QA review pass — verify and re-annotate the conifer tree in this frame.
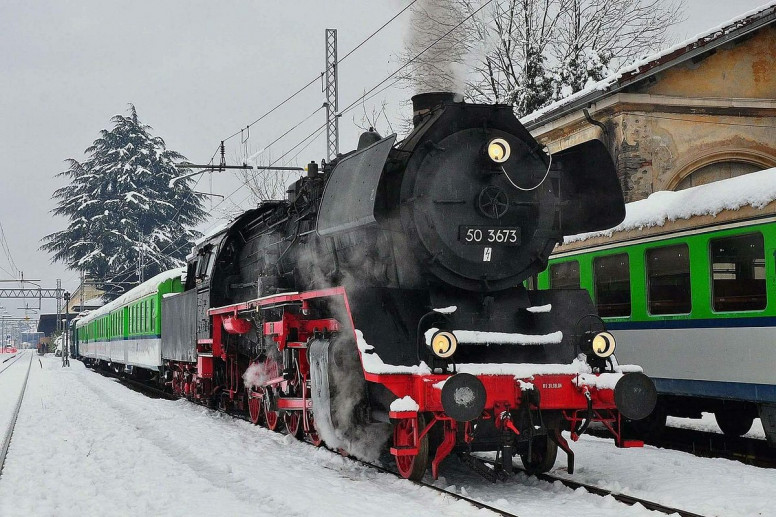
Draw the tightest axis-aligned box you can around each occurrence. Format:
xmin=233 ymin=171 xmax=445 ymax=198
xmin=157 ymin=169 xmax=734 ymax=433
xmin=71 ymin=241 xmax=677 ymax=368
xmin=42 ymin=105 xmax=206 ymax=299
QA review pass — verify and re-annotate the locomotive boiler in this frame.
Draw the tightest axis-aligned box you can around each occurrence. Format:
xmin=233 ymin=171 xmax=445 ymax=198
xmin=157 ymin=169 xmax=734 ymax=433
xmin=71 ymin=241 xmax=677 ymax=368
xmin=160 ymin=92 xmax=657 ymax=480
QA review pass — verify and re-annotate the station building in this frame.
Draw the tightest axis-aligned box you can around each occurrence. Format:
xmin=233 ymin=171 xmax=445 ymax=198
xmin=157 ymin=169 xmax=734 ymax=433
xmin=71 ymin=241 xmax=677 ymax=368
xmin=522 ymin=3 xmax=776 ymax=203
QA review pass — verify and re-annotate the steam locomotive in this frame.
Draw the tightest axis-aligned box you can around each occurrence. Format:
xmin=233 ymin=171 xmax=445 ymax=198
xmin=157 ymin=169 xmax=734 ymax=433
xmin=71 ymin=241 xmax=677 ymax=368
xmin=77 ymin=93 xmax=657 ymax=481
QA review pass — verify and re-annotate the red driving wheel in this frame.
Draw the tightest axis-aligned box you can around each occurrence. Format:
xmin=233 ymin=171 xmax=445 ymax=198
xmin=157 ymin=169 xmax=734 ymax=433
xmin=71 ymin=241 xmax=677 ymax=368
xmin=284 ymin=411 xmax=303 ymax=438
xmin=393 ymin=414 xmax=429 ymax=481
xmin=248 ymin=393 xmax=263 ymax=425
xmin=306 ymin=411 xmax=323 ymax=447
xmin=264 ymin=389 xmax=280 ymax=431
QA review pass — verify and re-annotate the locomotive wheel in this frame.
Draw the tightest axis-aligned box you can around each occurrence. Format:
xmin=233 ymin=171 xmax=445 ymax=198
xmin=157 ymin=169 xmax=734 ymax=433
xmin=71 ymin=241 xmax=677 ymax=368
xmin=217 ymin=393 xmax=231 ymax=412
xmin=171 ymin=374 xmax=182 ymax=396
xmin=263 ymin=390 xmax=280 ymax=431
xmin=393 ymin=414 xmax=429 ymax=481
xmin=306 ymin=410 xmax=323 ymax=447
xmin=715 ymin=408 xmax=755 ymax=437
xmin=520 ymin=434 xmax=558 ymax=475
xmin=284 ymin=411 xmax=304 ymax=438
xmin=248 ymin=395 xmax=263 ymax=425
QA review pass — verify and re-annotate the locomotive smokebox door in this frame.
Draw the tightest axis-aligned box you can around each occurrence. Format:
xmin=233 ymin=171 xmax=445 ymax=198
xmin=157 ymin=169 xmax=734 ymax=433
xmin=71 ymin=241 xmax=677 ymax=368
xmin=614 ymin=372 xmax=658 ymax=421
xmin=441 ymin=373 xmax=487 ymax=422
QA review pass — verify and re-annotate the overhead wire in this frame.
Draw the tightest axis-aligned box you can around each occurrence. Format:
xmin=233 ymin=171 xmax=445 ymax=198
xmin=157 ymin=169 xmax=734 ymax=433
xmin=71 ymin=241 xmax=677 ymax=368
xmin=89 ymin=0 xmax=475 ymax=289
xmin=169 ymin=0 xmax=492 ymax=256
xmin=221 ymin=0 xmax=420 ymax=145
xmin=99 ymin=113 xmax=330 ymax=289
xmin=338 ymin=0 xmax=495 ymax=116
xmin=0 ymin=220 xmax=19 ymax=278
xmin=244 ymin=105 xmax=325 ymax=165
xmin=289 ymin=125 xmax=328 ymax=163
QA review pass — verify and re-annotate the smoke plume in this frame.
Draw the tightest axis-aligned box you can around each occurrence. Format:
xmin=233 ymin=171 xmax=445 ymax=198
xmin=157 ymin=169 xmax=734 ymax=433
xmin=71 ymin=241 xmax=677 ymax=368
xmin=406 ymin=0 xmax=470 ymax=95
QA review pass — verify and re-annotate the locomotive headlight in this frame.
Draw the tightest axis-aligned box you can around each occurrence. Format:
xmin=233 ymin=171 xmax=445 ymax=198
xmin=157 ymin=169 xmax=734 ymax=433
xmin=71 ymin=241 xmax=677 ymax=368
xmin=591 ymin=331 xmax=616 ymax=358
xmin=430 ymin=331 xmax=458 ymax=359
xmin=487 ymin=138 xmax=511 ymax=163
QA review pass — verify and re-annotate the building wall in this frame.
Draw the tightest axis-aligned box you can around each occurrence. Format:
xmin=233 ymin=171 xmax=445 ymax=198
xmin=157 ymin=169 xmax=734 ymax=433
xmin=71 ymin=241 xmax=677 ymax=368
xmin=65 ymin=281 xmax=103 ymax=313
xmin=643 ymin=26 xmax=776 ymax=100
xmin=530 ymin=25 xmax=776 ymax=203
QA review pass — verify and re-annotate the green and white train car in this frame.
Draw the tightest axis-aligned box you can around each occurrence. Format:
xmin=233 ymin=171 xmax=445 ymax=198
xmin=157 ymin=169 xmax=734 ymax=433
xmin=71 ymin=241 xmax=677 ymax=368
xmin=538 ymin=168 xmax=776 ymax=443
xmin=77 ymin=268 xmax=185 ymax=370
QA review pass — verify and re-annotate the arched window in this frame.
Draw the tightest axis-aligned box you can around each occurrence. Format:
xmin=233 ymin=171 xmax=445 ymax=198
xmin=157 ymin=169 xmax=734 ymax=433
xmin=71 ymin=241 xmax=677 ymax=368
xmin=675 ymin=161 xmax=763 ymax=191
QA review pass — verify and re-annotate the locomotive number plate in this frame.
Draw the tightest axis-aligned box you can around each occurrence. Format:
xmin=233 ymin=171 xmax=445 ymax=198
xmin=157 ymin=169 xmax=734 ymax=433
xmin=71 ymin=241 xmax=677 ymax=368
xmin=459 ymin=226 xmax=520 ymax=246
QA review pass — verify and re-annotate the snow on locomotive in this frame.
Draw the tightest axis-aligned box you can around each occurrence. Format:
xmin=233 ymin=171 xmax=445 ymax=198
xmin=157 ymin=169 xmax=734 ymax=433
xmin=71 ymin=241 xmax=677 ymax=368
xmin=85 ymin=93 xmax=658 ymax=480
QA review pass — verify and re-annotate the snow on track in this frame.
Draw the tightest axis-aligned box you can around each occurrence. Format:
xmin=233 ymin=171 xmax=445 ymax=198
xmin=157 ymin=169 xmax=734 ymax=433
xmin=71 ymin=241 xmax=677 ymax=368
xmin=0 ymin=352 xmax=32 ymax=457
xmin=0 ymin=358 xmax=496 ymax=516
xmin=1 ymin=356 xmax=776 ymax=516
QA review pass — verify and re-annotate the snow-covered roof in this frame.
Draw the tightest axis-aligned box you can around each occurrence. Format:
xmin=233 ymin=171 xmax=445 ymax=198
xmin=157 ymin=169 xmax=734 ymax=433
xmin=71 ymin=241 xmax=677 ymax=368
xmin=83 ymin=296 xmax=105 ymax=307
xmin=77 ymin=268 xmax=185 ymax=326
xmin=564 ymin=167 xmax=776 ymax=245
xmin=522 ymin=2 xmax=776 ymax=128
xmin=192 ymin=221 xmax=229 ymax=248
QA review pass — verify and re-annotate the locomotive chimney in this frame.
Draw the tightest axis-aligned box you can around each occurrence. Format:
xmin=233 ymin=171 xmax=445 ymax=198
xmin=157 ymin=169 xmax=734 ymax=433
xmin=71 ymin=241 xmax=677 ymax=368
xmin=411 ymin=92 xmax=463 ymax=127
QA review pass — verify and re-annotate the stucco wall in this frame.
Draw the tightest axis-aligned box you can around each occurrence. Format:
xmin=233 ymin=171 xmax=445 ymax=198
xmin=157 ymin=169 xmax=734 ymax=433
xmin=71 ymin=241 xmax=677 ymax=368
xmin=611 ymin=110 xmax=776 ymax=200
xmin=643 ymin=26 xmax=776 ymax=100
xmin=531 ymin=25 xmax=776 ymax=203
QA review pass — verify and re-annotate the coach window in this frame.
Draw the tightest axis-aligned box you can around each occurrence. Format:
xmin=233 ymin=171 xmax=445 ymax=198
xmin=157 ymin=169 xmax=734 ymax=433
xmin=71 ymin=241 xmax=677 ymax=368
xmin=550 ymin=261 xmax=580 ymax=289
xmin=710 ymin=233 xmax=766 ymax=312
xmin=594 ymin=253 xmax=631 ymax=317
xmin=647 ymin=244 xmax=691 ymax=315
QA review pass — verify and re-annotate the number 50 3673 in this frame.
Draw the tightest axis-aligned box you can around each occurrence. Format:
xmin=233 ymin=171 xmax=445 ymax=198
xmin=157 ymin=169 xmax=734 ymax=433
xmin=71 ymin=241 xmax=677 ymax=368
xmin=459 ymin=226 xmax=520 ymax=246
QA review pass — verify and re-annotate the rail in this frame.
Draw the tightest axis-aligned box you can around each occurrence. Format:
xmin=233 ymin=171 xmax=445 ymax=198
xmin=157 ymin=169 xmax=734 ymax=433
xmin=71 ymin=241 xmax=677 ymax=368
xmin=492 ymin=460 xmax=708 ymax=517
xmin=0 ymin=352 xmax=33 ymax=476
xmin=86 ymin=365 xmax=713 ymax=517
xmin=0 ymin=353 xmax=25 ymax=376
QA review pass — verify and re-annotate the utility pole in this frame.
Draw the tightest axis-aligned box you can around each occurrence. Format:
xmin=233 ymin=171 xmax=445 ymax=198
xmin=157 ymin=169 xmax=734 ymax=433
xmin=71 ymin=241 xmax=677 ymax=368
xmin=325 ymin=28 xmax=339 ymax=162
xmin=62 ymin=291 xmax=70 ymax=367
xmin=56 ymin=278 xmax=62 ymax=333
xmin=80 ymin=270 xmax=85 ymax=312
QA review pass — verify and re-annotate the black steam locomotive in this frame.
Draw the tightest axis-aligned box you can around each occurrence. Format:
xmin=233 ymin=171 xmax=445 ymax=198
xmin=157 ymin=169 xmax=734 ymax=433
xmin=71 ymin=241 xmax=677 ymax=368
xmin=156 ymin=92 xmax=656 ymax=480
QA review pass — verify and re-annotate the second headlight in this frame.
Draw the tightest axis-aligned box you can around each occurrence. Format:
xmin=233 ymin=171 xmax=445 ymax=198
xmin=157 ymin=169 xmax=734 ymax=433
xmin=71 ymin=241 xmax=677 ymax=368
xmin=430 ymin=331 xmax=458 ymax=359
xmin=591 ymin=331 xmax=616 ymax=358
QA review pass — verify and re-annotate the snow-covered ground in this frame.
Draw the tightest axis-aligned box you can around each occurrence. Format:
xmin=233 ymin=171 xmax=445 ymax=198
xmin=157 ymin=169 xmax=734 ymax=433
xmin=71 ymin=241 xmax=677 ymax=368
xmin=1 ymin=356 xmax=775 ymax=516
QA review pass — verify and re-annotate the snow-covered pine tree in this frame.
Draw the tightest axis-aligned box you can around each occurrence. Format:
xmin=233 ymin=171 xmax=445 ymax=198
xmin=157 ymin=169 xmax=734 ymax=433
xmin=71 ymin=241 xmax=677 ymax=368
xmin=41 ymin=105 xmax=207 ymax=299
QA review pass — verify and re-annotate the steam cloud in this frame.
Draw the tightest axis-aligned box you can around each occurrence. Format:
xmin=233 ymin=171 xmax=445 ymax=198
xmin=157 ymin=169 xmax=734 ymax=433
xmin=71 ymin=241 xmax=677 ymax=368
xmin=406 ymin=0 xmax=469 ymax=95
xmin=312 ymin=335 xmax=391 ymax=463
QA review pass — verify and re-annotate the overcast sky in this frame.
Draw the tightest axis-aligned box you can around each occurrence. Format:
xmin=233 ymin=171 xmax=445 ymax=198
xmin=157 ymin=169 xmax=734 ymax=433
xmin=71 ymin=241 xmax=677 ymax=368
xmin=0 ymin=0 xmax=771 ymax=321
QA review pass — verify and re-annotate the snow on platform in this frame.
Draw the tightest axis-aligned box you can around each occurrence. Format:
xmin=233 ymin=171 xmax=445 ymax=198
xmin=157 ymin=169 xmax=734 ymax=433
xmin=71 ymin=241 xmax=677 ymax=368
xmin=1 ymin=356 xmax=775 ymax=516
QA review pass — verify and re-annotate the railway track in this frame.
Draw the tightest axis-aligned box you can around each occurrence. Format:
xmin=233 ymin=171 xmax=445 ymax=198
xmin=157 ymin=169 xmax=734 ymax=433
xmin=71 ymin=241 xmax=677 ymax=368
xmin=589 ymin=426 xmax=776 ymax=469
xmin=88 ymin=366 xmax=519 ymax=515
xmin=347 ymin=456 xmax=524 ymax=517
xmin=475 ymin=458 xmax=706 ymax=517
xmin=348 ymin=451 xmax=710 ymax=516
xmin=87 ymin=365 xmax=712 ymax=517
xmin=0 ymin=352 xmax=33 ymax=477
xmin=0 ymin=353 xmax=23 ymax=375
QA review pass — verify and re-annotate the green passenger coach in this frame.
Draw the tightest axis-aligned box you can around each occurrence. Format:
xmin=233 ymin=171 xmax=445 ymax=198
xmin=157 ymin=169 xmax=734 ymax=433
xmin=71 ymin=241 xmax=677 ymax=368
xmin=77 ymin=268 xmax=185 ymax=371
xmin=538 ymin=168 xmax=776 ymax=445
